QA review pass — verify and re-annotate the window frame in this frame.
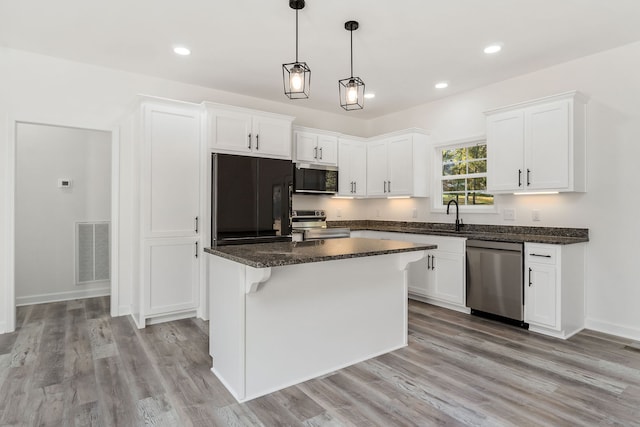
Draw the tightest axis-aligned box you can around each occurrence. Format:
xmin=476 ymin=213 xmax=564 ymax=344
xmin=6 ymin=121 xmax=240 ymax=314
xmin=431 ymin=136 xmax=498 ymax=214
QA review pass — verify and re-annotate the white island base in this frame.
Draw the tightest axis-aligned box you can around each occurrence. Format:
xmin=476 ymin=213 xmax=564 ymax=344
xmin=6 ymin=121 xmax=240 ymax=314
xmin=208 ymin=250 xmax=425 ymax=402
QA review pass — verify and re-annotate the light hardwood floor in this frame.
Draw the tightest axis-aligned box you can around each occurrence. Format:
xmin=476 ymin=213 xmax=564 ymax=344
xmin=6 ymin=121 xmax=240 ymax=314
xmin=1 ymin=297 xmax=639 ymax=426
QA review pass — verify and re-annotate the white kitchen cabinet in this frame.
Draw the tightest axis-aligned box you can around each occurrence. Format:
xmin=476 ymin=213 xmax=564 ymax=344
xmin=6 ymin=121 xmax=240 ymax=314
xmin=366 ymin=130 xmax=430 ymax=198
xmin=122 ymin=97 xmax=204 ymax=328
xmin=294 ymin=127 xmax=338 ymax=166
xmin=206 ymin=103 xmax=294 ymax=159
xmin=142 ymin=102 xmax=201 ymax=238
xmin=524 ymin=242 xmax=586 ymax=339
xmin=144 ymin=237 xmax=199 ymax=317
xmin=486 ymin=91 xmax=587 ymax=193
xmin=338 ymin=138 xmax=367 ymax=197
xmin=406 ymin=235 xmax=467 ymax=312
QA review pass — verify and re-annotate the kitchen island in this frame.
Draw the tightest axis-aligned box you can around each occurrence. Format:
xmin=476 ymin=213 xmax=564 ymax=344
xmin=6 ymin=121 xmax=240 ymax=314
xmin=205 ymin=237 xmax=435 ymax=402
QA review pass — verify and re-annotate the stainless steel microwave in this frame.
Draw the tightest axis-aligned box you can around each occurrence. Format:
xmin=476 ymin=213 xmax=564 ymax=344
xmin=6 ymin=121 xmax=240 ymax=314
xmin=293 ymin=164 xmax=338 ymax=194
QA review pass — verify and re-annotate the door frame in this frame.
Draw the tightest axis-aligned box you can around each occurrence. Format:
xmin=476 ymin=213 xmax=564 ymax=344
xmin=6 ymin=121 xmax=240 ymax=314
xmin=4 ymin=117 xmax=120 ymax=332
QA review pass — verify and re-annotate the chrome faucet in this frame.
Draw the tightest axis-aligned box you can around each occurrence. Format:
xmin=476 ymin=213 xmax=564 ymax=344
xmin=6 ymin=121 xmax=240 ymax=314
xmin=446 ymin=199 xmax=464 ymax=232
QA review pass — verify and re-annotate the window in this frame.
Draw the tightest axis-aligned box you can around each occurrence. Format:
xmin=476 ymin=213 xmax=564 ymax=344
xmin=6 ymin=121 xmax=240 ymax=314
xmin=437 ymin=140 xmax=493 ymax=208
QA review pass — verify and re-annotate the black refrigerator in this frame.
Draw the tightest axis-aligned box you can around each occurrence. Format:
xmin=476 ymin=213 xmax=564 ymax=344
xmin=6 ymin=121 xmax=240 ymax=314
xmin=212 ymin=153 xmax=293 ymax=246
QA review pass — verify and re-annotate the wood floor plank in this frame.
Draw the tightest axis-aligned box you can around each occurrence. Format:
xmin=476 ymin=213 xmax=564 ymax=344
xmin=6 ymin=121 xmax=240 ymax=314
xmin=1 ymin=297 xmax=640 ymax=426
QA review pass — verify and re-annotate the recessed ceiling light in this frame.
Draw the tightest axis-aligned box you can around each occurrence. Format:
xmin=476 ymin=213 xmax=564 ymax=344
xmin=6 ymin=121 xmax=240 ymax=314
xmin=173 ymin=46 xmax=191 ymax=56
xmin=434 ymin=82 xmax=449 ymax=89
xmin=484 ymin=44 xmax=502 ymax=54
xmin=364 ymin=93 xmax=376 ymax=99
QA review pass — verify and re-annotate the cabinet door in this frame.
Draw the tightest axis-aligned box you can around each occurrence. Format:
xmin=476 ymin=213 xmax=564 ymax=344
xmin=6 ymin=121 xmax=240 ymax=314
xmin=432 ymin=251 xmax=465 ymax=305
xmin=295 ymin=132 xmax=318 ymax=163
xmin=316 ymin=135 xmax=338 ymax=166
xmin=209 ymin=109 xmax=253 ymax=153
xmin=350 ymin=142 xmax=367 ymax=196
xmin=525 ymin=100 xmax=570 ymax=190
xmin=366 ymin=140 xmax=388 ymax=196
xmin=252 ymin=116 xmax=292 ymax=159
xmin=144 ymin=238 xmax=199 ymax=316
xmin=338 ymin=141 xmax=355 ymax=196
xmin=144 ymin=103 xmax=201 ymax=238
xmin=487 ymin=110 xmax=525 ymax=192
xmin=387 ymin=136 xmax=413 ymax=195
xmin=525 ymin=263 xmax=558 ymax=329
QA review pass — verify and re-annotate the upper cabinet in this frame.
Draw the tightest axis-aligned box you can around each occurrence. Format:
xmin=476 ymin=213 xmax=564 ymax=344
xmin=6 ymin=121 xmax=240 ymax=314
xmin=142 ymin=101 xmax=202 ymax=238
xmin=338 ymin=138 xmax=367 ymax=197
xmin=293 ymin=127 xmax=339 ymax=166
xmin=205 ymin=103 xmax=294 ymax=159
xmin=366 ymin=131 xmax=430 ymax=198
xmin=486 ymin=91 xmax=587 ymax=193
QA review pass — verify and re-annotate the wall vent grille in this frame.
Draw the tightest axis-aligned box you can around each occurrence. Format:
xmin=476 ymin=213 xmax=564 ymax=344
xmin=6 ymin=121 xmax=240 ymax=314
xmin=76 ymin=222 xmax=110 ymax=284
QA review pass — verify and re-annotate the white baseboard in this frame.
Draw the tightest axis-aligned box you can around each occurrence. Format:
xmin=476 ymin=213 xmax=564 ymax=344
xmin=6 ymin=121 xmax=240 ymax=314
xmin=408 ymin=293 xmax=471 ymax=314
xmin=585 ymin=317 xmax=640 ymax=342
xmin=16 ymin=286 xmax=111 ymax=306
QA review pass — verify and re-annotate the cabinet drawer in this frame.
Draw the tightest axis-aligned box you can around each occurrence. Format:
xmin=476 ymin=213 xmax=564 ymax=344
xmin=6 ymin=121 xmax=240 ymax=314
xmin=525 ymin=243 xmax=558 ymax=265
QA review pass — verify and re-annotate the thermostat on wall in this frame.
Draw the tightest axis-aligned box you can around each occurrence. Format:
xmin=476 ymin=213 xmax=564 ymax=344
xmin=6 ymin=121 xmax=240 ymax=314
xmin=58 ymin=178 xmax=73 ymax=188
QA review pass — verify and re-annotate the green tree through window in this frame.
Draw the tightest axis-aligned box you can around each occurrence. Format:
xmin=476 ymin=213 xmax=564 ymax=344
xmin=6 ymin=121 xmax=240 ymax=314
xmin=441 ymin=143 xmax=493 ymax=206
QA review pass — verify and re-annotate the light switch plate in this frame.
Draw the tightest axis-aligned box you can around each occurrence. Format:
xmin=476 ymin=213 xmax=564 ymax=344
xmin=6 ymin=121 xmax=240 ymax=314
xmin=503 ymin=208 xmax=516 ymax=221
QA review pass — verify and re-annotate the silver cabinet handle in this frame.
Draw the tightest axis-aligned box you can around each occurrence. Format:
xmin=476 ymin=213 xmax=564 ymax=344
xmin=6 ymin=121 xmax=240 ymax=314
xmin=247 ymin=133 xmax=252 ymax=149
xmin=256 ymin=134 xmax=260 ymax=150
xmin=195 ymin=241 xmax=199 ymax=258
xmin=319 ymin=147 xmax=323 ymax=159
xmin=195 ymin=216 xmax=199 ymax=233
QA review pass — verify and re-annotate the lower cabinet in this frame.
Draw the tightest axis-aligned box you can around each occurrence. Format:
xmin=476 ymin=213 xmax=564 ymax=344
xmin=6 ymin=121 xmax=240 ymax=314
xmin=406 ymin=236 xmax=467 ymax=312
xmin=524 ymin=242 xmax=585 ymax=339
xmin=142 ymin=237 xmax=200 ymax=322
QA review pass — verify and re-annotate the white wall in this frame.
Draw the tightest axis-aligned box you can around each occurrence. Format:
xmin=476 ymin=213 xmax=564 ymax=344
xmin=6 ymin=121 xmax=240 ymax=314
xmin=15 ymin=123 xmax=111 ymax=304
xmin=0 ymin=47 xmax=367 ymax=332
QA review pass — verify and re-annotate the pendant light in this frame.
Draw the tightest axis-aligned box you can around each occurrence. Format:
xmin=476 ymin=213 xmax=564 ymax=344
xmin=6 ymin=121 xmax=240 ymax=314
xmin=282 ymin=0 xmax=311 ymax=99
xmin=339 ymin=20 xmax=365 ymax=111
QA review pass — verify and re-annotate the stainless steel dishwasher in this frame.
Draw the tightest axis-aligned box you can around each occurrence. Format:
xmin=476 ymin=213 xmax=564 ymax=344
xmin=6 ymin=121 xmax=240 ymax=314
xmin=466 ymin=240 xmax=527 ymax=327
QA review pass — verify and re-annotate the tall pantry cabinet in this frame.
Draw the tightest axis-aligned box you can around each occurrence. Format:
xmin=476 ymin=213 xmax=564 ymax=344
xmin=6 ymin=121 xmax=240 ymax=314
xmin=120 ymin=97 xmax=204 ymax=328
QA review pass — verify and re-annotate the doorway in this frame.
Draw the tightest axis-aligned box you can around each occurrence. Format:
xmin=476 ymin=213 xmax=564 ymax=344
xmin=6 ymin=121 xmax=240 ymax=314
xmin=11 ymin=122 xmax=114 ymax=325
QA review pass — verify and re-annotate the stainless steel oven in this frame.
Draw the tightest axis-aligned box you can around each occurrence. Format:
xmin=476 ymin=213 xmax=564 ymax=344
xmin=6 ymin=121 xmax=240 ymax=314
xmin=291 ymin=210 xmax=350 ymax=240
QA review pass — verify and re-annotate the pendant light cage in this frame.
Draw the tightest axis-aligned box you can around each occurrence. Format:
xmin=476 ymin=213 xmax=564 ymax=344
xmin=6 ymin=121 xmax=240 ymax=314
xmin=339 ymin=76 xmax=365 ymax=110
xmin=339 ymin=20 xmax=365 ymax=111
xmin=283 ymin=61 xmax=311 ymax=99
xmin=283 ymin=0 xmax=310 ymax=99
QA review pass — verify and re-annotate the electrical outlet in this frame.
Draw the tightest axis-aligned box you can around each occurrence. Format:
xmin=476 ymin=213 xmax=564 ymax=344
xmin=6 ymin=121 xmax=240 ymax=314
xmin=503 ymin=208 xmax=516 ymax=221
xmin=412 ymin=209 xmax=418 ymax=218
xmin=532 ymin=209 xmax=541 ymax=221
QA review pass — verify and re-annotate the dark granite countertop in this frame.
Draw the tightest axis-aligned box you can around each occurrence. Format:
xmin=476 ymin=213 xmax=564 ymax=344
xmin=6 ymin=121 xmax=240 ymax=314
xmin=205 ymin=237 xmax=436 ymax=268
xmin=328 ymin=220 xmax=589 ymax=245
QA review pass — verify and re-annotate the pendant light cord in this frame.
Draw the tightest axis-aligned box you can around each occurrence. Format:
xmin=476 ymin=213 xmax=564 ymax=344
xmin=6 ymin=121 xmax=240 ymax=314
xmin=295 ymin=9 xmax=299 ymax=63
xmin=350 ymin=29 xmax=354 ymax=78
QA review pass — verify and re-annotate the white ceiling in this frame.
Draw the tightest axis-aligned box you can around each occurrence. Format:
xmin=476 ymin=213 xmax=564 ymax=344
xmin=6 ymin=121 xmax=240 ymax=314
xmin=2 ymin=0 xmax=640 ymax=119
